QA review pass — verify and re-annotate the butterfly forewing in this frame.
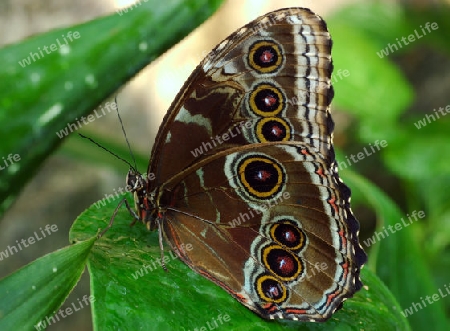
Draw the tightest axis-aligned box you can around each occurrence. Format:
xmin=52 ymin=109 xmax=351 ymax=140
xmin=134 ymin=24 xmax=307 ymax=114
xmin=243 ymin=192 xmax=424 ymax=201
xmin=136 ymin=7 xmax=366 ymax=321
xmin=148 ymin=8 xmax=334 ymax=185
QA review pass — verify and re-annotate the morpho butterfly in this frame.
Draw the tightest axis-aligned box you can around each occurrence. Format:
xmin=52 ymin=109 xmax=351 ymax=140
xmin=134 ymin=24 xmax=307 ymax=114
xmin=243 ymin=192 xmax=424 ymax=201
xmin=119 ymin=7 xmax=366 ymax=322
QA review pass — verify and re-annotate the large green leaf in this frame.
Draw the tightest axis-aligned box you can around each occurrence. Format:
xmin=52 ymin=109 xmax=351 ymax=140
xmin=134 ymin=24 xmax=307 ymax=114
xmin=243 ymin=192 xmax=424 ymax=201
xmin=69 ymin=193 xmax=408 ymax=330
xmin=329 ymin=23 xmax=414 ymax=124
xmin=340 ymin=169 xmax=449 ymax=330
xmin=0 ymin=0 xmax=224 ymax=216
xmin=0 ymin=236 xmax=96 ymax=330
xmin=382 ymin=118 xmax=450 ymax=181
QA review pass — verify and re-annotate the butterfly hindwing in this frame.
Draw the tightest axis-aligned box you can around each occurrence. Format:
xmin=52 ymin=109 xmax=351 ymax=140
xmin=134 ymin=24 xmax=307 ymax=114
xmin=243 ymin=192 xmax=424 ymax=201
xmin=160 ymin=143 xmax=362 ymax=320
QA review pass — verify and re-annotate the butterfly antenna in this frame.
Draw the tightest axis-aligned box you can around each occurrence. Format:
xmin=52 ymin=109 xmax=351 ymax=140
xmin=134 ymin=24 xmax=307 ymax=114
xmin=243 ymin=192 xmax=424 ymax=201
xmin=78 ymin=133 xmax=136 ymax=171
xmin=114 ymin=96 xmax=139 ymax=172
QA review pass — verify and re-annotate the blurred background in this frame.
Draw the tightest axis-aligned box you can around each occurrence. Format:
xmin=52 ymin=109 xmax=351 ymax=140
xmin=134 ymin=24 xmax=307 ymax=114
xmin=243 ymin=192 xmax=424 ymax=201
xmin=0 ymin=0 xmax=449 ymax=330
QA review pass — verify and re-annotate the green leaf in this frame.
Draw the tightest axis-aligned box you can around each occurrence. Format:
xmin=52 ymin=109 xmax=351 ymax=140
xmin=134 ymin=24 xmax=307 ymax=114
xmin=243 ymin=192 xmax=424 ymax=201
xmin=382 ymin=119 xmax=450 ymax=181
xmin=326 ymin=4 xmax=415 ymax=142
xmin=69 ymin=195 xmax=409 ymax=330
xmin=340 ymin=169 xmax=449 ymax=330
xmin=327 ymin=3 xmax=412 ymax=51
xmin=328 ymin=3 xmax=450 ymax=61
xmin=0 ymin=236 xmax=96 ymax=330
xmin=329 ymin=24 xmax=414 ymax=123
xmin=0 ymin=0 xmax=224 ymax=216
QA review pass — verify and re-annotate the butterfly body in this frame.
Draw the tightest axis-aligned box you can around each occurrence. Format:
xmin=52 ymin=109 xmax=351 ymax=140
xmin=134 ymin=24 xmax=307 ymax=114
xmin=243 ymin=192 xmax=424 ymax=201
xmin=127 ymin=7 xmax=366 ymax=321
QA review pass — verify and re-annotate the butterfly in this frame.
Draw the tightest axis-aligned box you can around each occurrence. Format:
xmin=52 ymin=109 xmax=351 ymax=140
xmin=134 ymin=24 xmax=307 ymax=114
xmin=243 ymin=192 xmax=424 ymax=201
xmin=124 ymin=7 xmax=366 ymax=322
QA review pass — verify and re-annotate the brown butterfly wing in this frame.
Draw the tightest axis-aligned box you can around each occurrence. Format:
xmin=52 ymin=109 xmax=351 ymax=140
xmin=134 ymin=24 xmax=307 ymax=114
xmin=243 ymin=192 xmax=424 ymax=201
xmin=144 ymin=8 xmax=366 ymax=321
xmin=160 ymin=142 xmax=364 ymax=320
xmin=147 ymin=7 xmax=334 ymax=185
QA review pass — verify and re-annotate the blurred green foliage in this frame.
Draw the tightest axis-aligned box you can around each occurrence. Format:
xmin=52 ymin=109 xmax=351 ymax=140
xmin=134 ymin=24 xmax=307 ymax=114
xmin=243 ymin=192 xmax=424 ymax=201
xmin=328 ymin=3 xmax=450 ymax=330
xmin=0 ymin=1 xmax=449 ymax=330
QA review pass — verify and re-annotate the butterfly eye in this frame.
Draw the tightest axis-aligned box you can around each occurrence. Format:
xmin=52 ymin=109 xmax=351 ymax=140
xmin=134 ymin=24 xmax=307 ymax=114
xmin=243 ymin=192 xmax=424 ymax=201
xmin=270 ymin=221 xmax=306 ymax=251
xmin=263 ymin=94 xmax=277 ymax=107
xmin=238 ymin=155 xmax=284 ymax=199
xmin=259 ymin=49 xmax=275 ymax=63
xmin=248 ymin=40 xmax=283 ymax=73
xmin=256 ymin=275 xmax=287 ymax=303
xmin=270 ymin=124 xmax=282 ymax=135
xmin=249 ymin=83 xmax=285 ymax=116
xmin=255 ymin=170 xmax=271 ymax=181
xmin=256 ymin=117 xmax=291 ymax=142
xmin=262 ymin=245 xmax=303 ymax=281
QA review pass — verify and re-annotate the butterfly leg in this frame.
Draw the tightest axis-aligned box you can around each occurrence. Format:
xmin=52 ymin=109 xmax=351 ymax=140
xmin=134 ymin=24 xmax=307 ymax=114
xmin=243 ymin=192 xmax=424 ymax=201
xmin=98 ymin=197 xmax=139 ymax=238
xmin=156 ymin=216 xmax=168 ymax=272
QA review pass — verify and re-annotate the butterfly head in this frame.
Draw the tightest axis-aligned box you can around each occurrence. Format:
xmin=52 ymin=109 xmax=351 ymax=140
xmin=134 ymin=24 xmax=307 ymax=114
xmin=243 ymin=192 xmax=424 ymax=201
xmin=125 ymin=169 xmax=153 ymax=225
